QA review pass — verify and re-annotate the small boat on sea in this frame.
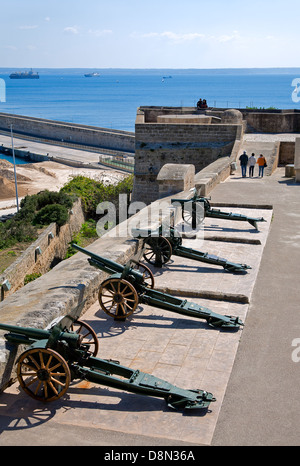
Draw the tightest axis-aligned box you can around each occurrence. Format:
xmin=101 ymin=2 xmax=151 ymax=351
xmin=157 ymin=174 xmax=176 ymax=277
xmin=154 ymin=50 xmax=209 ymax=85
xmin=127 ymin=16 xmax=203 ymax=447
xmin=84 ymin=72 xmax=100 ymax=77
xmin=9 ymin=69 xmax=39 ymax=79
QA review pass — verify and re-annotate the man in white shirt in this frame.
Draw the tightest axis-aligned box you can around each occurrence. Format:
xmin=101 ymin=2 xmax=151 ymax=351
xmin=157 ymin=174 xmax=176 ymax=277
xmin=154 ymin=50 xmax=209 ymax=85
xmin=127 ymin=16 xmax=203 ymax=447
xmin=248 ymin=153 xmax=256 ymax=177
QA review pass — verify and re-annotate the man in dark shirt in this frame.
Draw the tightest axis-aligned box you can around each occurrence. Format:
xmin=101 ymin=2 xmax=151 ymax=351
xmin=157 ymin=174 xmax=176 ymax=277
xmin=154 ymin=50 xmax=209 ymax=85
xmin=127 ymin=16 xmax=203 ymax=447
xmin=239 ymin=151 xmax=248 ymax=177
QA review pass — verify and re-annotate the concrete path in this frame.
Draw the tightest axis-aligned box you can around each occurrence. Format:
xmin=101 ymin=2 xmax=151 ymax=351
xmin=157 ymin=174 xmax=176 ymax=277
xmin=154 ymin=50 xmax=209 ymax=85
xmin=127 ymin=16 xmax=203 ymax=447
xmin=210 ymin=166 xmax=300 ymax=446
xmin=0 ymin=133 xmax=110 ymax=166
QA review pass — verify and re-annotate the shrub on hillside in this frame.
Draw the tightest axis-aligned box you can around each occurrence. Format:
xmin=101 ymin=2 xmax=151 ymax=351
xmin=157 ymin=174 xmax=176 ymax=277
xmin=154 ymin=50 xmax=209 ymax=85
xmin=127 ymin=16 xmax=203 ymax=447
xmin=61 ymin=175 xmax=133 ymax=217
xmin=33 ymin=204 xmax=69 ymax=227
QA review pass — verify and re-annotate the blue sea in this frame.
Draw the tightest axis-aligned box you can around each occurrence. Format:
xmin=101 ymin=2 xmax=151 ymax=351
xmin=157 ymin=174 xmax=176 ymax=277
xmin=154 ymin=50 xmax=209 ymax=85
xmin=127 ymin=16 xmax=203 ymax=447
xmin=0 ymin=68 xmax=300 ymax=133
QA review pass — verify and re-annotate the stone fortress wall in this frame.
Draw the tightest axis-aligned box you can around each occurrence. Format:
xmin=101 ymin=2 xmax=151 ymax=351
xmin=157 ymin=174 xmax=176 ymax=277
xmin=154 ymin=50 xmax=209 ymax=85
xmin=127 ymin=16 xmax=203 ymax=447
xmin=132 ymin=107 xmax=300 ymax=204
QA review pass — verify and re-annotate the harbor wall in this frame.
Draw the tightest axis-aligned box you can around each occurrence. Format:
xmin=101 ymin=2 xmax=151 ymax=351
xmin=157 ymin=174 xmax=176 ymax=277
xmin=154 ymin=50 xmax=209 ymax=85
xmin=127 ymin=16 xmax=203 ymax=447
xmin=0 ymin=112 xmax=135 ymax=153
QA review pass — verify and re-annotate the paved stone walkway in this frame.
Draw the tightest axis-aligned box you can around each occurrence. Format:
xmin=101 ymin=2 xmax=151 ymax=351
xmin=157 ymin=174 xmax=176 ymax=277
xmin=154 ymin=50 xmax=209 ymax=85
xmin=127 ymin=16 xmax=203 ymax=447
xmin=210 ymin=168 xmax=300 ymax=446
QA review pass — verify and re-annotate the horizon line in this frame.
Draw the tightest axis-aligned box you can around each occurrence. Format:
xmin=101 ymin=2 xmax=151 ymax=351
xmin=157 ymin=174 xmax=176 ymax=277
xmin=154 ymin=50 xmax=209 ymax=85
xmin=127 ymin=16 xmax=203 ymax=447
xmin=1 ymin=66 xmax=300 ymax=70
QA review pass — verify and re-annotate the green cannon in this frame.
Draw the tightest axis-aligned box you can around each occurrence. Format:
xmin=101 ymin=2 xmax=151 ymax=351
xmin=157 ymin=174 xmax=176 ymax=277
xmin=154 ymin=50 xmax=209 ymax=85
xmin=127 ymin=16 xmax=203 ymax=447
xmin=0 ymin=318 xmax=215 ymax=410
xmin=171 ymin=189 xmax=266 ymax=230
xmin=72 ymin=244 xmax=243 ymax=329
xmin=133 ymin=225 xmax=251 ymax=273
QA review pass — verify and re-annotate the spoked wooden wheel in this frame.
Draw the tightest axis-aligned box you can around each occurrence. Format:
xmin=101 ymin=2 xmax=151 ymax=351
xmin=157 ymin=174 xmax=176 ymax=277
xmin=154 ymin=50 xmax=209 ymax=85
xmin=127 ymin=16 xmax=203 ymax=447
xmin=17 ymin=348 xmax=71 ymax=402
xmin=182 ymin=203 xmax=205 ymax=226
xmin=131 ymin=260 xmax=155 ymax=288
xmin=98 ymin=278 xmax=139 ymax=320
xmin=143 ymin=237 xmax=172 ymax=266
xmin=70 ymin=320 xmax=99 ymax=357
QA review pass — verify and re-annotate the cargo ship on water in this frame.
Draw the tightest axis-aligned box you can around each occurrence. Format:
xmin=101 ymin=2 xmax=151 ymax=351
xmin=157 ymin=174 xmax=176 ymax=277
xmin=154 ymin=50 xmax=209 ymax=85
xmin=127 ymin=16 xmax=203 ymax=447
xmin=84 ymin=72 xmax=100 ymax=77
xmin=9 ymin=69 xmax=39 ymax=79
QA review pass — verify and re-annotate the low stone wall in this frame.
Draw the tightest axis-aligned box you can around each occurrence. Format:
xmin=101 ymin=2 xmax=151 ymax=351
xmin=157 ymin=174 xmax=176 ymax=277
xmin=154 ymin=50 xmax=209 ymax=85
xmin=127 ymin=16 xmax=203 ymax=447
xmin=241 ymin=109 xmax=300 ymax=133
xmin=194 ymin=157 xmax=232 ymax=196
xmin=0 ymin=198 xmax=85 ymax=301
xmin=194 ymin=132 xmax=243 ymax=196
xmin=279 ymin=141 xmax=296 ymax=165
xmin=157 ymin=164 xmax=195 ymax=198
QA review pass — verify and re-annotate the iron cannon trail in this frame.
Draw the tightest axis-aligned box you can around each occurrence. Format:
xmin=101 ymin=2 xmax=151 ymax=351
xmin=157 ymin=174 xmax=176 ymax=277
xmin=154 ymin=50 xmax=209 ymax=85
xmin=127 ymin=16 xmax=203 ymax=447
xmin=171 ymin=189 xmax=266 ymax=230
xmin=72 ymin=244 xmax=244 ymax=329
xmin=133 ymin=225 xmax=251 ymax=273
xmin=0 ymin=319 xmax=216 ymax=410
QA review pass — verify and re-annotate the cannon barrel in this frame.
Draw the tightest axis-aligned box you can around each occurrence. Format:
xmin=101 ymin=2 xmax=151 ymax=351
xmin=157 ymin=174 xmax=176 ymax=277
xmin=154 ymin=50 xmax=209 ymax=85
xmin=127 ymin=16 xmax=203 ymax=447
xmin=72 ymin=244 xmax=145 ymax=283
xmin=72 ymin=243 xmax=125 ymax=275
xmin=0 ymin=323 xmax=51 ymax=340
xmin=0 ymin=322 xmax=80 ymax=348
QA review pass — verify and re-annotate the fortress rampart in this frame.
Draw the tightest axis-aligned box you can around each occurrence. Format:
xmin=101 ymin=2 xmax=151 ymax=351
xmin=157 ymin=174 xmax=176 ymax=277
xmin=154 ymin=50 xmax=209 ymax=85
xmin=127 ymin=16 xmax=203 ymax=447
xmin=132 ymin=106 xmax=300 ymax=204
xmin=132 ymin=106 xmax=245 ymax=204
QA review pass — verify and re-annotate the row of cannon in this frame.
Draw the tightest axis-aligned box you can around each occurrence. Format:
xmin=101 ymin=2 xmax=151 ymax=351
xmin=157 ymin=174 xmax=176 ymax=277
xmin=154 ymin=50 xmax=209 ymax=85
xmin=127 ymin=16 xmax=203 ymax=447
xmin=0 ymin=195 xmax=266 ymax=412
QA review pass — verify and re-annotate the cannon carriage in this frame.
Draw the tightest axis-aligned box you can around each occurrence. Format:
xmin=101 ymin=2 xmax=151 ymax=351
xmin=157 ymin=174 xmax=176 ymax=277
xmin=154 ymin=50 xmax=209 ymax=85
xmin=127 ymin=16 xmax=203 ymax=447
xmin=133 ymin=225 xmax=251 ymax=273
xmin=72 ymin=244 xmax=243 ymax=329
xmin=171 ymin=188 xmax=266 ymax=230
xmin=0 ymin=317 xmax=216 ymax=410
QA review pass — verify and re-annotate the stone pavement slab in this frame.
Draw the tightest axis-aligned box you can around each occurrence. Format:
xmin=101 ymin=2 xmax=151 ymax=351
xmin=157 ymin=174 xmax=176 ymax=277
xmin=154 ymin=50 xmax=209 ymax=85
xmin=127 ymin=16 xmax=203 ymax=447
xmin=0 ymin=298 xmax=246 ymax=446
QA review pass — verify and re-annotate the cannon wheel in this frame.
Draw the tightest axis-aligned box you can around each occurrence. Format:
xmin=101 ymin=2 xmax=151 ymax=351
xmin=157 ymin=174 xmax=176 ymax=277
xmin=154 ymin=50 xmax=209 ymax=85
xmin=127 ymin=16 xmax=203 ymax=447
xmin=71 ymin=320 xmax=99 ymax=356
xmin=143 ymin=237 xmax=172 ymax=266
xmin=131 ymin=260 xmax=155 ymax=288
xmin=182 ymin=203 xmax=205 ymax=226
xmin=17 ymin=347 xmax=71 ymax=402
xmin=98 ymin=278 xmax=139 ymax=320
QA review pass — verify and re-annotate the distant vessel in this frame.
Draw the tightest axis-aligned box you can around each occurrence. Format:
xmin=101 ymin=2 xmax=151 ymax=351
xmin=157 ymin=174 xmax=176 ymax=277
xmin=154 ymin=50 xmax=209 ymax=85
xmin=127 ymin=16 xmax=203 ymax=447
xmin=9 ymin=69 xmax=39 ymax=79
xmin=84 ymin=72 xmax=100 ymax=77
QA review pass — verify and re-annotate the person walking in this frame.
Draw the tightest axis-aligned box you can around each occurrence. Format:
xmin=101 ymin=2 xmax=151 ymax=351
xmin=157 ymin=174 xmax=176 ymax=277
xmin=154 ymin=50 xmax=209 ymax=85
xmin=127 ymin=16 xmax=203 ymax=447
xmin=257 ymin=154 xmax=267 ymax=177
xmin=248 ymin=153 xmax=256 ymax=177
xmin=239 ymin=151 xmax=248 ymax=177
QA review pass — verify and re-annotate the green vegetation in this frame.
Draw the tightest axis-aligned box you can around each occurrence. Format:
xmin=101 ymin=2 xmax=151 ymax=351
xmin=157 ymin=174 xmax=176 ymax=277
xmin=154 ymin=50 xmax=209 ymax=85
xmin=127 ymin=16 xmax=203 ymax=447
xmin=24 ymin=272 xmax=42 ymax=285
xmin=61 ymin=175 xmax=134 ymax=259
xmin=61 ymin=174 xmax=133 ymax=218
xmin=0 ymin=175 xmax=134 ymax=274
xmin=65 ymin=219 xmax=98 ymax=259
xmin=246 ymin=106 xmax=279 ymax=110
xmin=0 ymin=190 xmax=74 ymax=250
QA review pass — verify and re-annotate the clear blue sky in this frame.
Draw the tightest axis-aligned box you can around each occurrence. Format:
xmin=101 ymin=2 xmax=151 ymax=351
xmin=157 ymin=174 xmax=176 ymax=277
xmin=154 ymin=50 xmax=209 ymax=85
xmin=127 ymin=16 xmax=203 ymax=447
xmin=1 ymin=0 xmax=299 ymax=69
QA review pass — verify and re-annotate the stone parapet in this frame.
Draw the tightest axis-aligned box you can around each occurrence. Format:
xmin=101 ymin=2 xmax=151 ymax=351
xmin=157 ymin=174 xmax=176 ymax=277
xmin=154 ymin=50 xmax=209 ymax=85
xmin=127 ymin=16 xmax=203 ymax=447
xmin=294 ymin=138 xmax=300 ymax=182
xmin=157 ymin=164 xmax=195 ymax=198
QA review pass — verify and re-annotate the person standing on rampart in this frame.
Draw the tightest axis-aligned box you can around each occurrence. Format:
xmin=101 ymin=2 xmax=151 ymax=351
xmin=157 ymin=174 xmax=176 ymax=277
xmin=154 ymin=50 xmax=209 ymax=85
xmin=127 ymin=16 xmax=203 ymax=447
xmin=248 ymin=153 xmax=256 ymax=177
xmin=257 ymin=154 xmax=267 ymax=177
xmin=239 ymin=151 xmax=248 ymax=177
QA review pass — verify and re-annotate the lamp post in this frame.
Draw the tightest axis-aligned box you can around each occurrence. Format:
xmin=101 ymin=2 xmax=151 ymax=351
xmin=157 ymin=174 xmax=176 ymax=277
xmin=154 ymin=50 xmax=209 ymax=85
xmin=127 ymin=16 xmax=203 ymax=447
xmin=10 ymin=124 xmax=19 ymax=212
